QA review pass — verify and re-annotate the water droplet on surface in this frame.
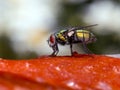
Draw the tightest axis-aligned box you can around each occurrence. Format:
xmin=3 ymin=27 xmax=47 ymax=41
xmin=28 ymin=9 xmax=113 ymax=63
xmin=55 ymin=67 xmax=61 ymax=71
xmin=96 ymin=81 xmax=112 ymax=90
xmin=25 ymin=62 xmax=30 ymax=68
xmin=65 ymin=80 xmax=81 ymax=89
xmin=113 ymin=66 xmax=120 ymax=74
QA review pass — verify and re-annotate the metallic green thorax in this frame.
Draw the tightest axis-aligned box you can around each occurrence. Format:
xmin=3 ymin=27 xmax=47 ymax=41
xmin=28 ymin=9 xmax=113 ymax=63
xmin=55 ymin=30 xmax=67 ymax=43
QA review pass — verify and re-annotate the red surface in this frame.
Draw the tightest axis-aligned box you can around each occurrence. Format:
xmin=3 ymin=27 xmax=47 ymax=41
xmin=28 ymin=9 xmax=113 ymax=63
xmin=0 ymin=54 xmax=120 ymax=90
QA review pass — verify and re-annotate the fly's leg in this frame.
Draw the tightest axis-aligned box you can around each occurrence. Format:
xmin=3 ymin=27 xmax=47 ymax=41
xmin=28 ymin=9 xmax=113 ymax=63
xmin=82 ymin=30 xmax=92 ymax=54
xmin=55 ymin=44 xmax=59 ymax=55
xmin=70 ymin=43 xmax=73 ymax=56
xmin=68 ymin=35 xmax=73 ymax=56
xmin=51 ymin=50 xmax=56 ymax=56
xmin=82 ymin=42 xmax=93 ymax=54
xmin=51 ymin=44 xmax=59 ymax=56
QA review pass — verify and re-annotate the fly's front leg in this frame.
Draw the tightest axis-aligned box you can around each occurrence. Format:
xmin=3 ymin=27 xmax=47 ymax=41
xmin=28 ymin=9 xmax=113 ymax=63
xmin=54 ymin=44 xmax=59 ymax=56
xmin=51 ymin=44 xmax=59 ymax=56
xmin=51 ymin=49 xmax=56 ymax=56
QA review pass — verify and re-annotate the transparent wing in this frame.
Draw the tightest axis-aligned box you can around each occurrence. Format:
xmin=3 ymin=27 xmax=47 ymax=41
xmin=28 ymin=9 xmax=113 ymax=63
xmin=68 ymin=24 xmax=98 ymax=31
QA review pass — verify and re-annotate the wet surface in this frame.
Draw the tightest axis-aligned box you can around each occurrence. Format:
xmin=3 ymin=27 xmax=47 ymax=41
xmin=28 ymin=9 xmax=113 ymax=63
xmin=0 ymin=54 xmax=120 ymax=89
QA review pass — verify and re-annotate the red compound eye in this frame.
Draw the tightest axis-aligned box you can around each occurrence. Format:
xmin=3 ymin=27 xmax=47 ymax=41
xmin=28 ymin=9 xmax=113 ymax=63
xmin=50 ymin=35 xmax=55 ymax=44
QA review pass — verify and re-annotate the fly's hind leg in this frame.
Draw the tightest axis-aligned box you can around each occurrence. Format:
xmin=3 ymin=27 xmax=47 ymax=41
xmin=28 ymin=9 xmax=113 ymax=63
xmin=82 ymin=31 xmax=93 ymax=54
xmin=82 ymin=42 xmax=93 ymax=54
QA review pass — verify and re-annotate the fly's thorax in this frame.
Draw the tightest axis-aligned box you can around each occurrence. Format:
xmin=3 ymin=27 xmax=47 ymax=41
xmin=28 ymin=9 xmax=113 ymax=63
xmin=67 ymin=31 xmax=74 ymax=37
xmin=56 ymin=30 xmax=67 ymax=42
xmin=55 ymin=30 xmax=68 ymax=45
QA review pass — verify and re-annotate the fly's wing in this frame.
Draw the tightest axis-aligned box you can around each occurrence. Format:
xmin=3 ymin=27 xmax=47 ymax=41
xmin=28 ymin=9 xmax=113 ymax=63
xmin=68 ymin=24 xmax=98 ymax=31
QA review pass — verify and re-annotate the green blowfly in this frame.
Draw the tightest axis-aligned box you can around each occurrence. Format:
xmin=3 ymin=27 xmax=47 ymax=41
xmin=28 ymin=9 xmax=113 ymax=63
xmin=47 ymin=24 xmax=98 ymax=56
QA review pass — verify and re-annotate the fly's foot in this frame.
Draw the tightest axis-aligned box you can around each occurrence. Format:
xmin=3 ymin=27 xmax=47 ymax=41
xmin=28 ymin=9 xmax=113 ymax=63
xmin=71 ymin=51 xmax=79 ymax=56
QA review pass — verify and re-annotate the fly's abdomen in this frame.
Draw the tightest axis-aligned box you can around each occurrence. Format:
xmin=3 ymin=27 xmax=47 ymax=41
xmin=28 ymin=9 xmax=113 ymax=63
xmin=75 ymin=30 xmax=90 ymax=43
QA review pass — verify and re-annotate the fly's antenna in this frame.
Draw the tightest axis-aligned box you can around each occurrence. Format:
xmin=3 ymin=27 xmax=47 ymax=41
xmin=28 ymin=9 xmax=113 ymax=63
xmin=69 ymin=24 xmax=98 ymax=31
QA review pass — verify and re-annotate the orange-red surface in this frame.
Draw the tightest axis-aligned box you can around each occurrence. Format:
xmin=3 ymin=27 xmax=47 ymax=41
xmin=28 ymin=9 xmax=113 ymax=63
xmin=0 ymin=53 xmax=120 ymax=90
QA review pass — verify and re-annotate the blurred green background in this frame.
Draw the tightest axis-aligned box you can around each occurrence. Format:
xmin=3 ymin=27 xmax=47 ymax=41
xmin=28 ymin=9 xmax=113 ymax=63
xmin=0 ymin=0 xmax=120 ymax=59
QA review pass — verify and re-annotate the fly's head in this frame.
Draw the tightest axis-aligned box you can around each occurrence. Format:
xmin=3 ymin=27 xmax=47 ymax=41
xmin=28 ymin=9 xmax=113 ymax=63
xmin=47 ymin=34 xmax=56 ymax=47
